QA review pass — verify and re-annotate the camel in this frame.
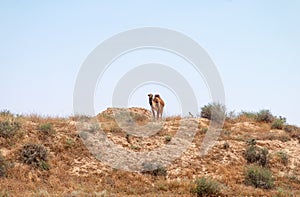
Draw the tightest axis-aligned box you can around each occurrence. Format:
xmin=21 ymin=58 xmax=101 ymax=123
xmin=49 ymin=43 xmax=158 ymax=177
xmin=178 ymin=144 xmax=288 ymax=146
xmin=148 ymin=93 xmax=165 ymax=120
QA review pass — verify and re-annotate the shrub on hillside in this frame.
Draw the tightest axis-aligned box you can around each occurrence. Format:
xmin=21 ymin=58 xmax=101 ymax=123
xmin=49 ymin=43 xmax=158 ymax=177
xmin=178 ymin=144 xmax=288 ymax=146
xmin=0 ymin=110 xmax=13 ymax=117
xmin=164 ymin=135 xmax=172 ymax=143
xmin=201 ymin=103 xmax=226 ymax=123
xmin=20 ymin=144 xmax=49 ymax=170
xmin=141 ymin=162 xmax=167 ymax=177
xmin=271 ymin=116 xmax=286 ymax=130
xmin=0 ymin=152 xmax=8 ymax=177
xmin=284 ymin=125 xmax=298 ymax=133
xmin=38 ymin=123 xmax=55 ymax=135
xmin=238 ymin=111 xmax=257 ymax=121
xmin=244 ymin=165 xmax=274 ymax=189
xmin=0 ymin=120 xmax=21 ymax=138
xmin=256 ymin=110 xmax=274 ymax=123
xmin=277 ymin=151 xmax=288 ymax=166
xmin=245 ymin=144 xmax=268 ymax=167
xmin=190 ymin=177 xmax=221 ymax=197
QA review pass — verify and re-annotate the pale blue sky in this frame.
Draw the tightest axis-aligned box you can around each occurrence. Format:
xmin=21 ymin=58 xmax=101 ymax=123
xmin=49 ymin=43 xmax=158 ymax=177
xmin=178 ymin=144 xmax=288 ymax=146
xmin=0 ymin=1 xmax=299 ymax=125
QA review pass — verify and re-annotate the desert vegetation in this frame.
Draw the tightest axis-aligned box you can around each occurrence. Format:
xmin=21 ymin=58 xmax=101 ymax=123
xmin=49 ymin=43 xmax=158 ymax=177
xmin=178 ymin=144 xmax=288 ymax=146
xmin=0 ymin=107 xmax=299 ymax=196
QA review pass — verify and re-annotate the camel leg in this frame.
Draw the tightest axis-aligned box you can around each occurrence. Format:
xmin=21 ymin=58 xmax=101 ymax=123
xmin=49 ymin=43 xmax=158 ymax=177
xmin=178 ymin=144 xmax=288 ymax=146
xmin=152 ymin=109 xmax=156 ymax=119
xmin=160 ymin=107 xmax=164 ymax=120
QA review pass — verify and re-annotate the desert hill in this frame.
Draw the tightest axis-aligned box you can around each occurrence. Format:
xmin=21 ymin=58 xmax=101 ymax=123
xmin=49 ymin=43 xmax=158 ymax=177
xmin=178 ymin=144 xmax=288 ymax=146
xmin=0 ymin=107 xmax=300 ymax=196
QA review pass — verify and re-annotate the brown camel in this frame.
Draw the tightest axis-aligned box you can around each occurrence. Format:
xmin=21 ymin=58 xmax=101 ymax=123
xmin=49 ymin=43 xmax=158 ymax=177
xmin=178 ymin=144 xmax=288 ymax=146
xmin=148 ymin=93 xmax=165 ymax=120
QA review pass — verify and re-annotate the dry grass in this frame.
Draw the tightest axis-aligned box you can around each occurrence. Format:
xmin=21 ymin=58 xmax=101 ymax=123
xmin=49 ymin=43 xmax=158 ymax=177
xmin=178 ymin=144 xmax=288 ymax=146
xmin=0 ymin=108 xmax=300 ymax=196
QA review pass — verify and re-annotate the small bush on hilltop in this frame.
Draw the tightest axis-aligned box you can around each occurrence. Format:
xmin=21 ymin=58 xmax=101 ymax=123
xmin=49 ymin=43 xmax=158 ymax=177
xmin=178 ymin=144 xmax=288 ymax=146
xmin=190 ymin=177 xmax=221 ymax=197
xmin=0 ymin=120 xmax=21 ymax=138
xmin=256 ymin=110 xmax=274 ymax=123
xmin=20 ymin=144 xmax=50 ymax=170
xmin=0 ymin=110 xmax=13 ymax=117
xmin=201 ymin=103 xmax=226 ymax=123
xmin=237 ymin=111 xmax=257 ymax=121
xmin=271 ymin=116 xmax=286 ymax=130
xmin=244 ymin=165 xmax=274 ymax=189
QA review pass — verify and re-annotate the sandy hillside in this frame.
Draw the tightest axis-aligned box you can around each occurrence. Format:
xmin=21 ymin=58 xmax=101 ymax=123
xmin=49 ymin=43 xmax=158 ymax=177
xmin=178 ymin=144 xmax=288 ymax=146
xmin=0 ymin=108 xmax=300 ymax=196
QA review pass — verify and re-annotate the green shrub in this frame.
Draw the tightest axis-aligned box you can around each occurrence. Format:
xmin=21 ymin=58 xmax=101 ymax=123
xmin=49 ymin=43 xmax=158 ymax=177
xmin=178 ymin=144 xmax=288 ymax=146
xmin=271 ymin=116 xmax=286 ymax=130
xmin=256 ymin=110 xmax=274 ymax=123
xmin=141 ymin=163 xmax=167 ymax=177
xmin=200 ymin=103 xmax=226 ymax=123
xmin=191 ymin=177 xmax=221 ymax=197
xmin=165 ymin=135 xmax=172 ymax=143
xmin=245 ymin=145 xmax=268 ymax=167
xmin=0 ymin=190 xmax=9 ymax=197
xmin=200 ymin=127 xmax=208 ymax=134
xmin=38 ymin=123 xmax=54 ymax=135
xmin=20 ymin=144 xmax=49 ymax=170
xmin=275 ymin=188 xmax=293 ymax=197
xmin=244 ymin=165 xmax=274 ymax=189
xmin=277 ymin=151 xmax=288 ymax=166
xmin=65 ymin=138 xmax=75 ymax=148
xmin=0 ymin=110 xmax=13 ymax=117
xmin=0 ymin=152 xmax=8 ymax=177
xmin=0 ymin=120 xmax=21 ymax=138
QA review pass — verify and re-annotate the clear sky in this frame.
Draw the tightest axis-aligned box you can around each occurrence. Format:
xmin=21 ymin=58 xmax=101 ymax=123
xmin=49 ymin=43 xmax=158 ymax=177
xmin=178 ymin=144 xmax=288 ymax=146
xmin=0 ymin=1 xmax=299 ymax=126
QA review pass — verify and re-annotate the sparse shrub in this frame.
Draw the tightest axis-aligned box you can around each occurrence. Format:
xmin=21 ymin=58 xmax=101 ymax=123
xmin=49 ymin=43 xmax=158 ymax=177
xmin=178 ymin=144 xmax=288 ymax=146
xmin=0 ymin=120 xmax=21 ymax=138
xmin=65 ymin=138 xmax=75 ymax=148
xmin=38 ymin=123 xmax=54 ymax=135
xmin=0 ymin=152 xmax=8 ymax=177
xmin=288 ymin=175 xmax=300 ymax=184
xmin=275 ymin=188 xmax=293 ymax=197
xmin=245 ymin=145 xmax=259 ymax=163
xmin=278 ymin=134 xmax=291 ymax=142
xmin=20 ymin=144 xmax=49 ymax=170
xmin=271 ymin=116 xmax=286 ymax=130
xmin=222 ymin=141 xmax=230 ymax=149
xmin=0 ymin=110 xmax=13 ymax=117
xmin=259 ymin=148 xmax=269 ymax=167
xmin=190 ymin=177 xmax=221 ymax=197
xmin=244 ymin=165 xmax=274 ymax=189
xmin=200 ymin=127 xmax=208 ymax=134
xmin=109 ymin=125 xmax=122 ymax=132
xmin=238 ymin=111 xmax=257 ymax=121
xmin=277 ymin=151 xmax=288 ymax=166
xmin=245 ymin=144 xmax=268 ymax=167
xmin=130 ymin=145 xmax=140 ymax=150
xmin=0 ymin=190 xmax=9 ymax=197
xmin=201 ymin=103 xmax=226 ymax=123
xmin=246 ymin=138 xmax=256 ymax=146
xmin=226 ymin=110 xmax=236 ymax=120
xmin=165 ymin=135 xmax=172 ymax=143
xmin=256 ymin=110 xmax=274 ymax=123
xmin=141 ymin=162 xmax=167 ymax=177
xmin=70 ymin=114 xmax=92 ymax=122
xmin=284 ymin=124 xmax=298 ymax=133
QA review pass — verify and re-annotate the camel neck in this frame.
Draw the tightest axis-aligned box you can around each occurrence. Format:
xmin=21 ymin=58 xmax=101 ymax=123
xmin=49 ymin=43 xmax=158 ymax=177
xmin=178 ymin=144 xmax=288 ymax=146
xmin=149 ymin=98 xmax=153 ymax=106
